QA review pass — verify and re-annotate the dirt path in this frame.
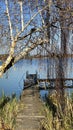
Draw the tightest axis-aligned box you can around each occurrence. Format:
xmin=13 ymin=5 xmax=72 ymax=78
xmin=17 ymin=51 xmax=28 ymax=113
xmin=15 ymin=87 xmax=45 ymax=130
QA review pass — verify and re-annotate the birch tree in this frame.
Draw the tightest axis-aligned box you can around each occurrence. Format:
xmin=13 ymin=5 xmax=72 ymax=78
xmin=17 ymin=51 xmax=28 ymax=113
xmin=0 ymin=0 xmax=49 ymax=77
xmin=0 ymin=0 xmax=73 ymax=78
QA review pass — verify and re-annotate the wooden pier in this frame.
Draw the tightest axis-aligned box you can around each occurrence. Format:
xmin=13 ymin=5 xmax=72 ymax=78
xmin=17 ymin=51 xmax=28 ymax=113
xmin=15 ymin=86 xmax=45 ymax=130
xmin=37 ymin=78 xmax=73 ymax=88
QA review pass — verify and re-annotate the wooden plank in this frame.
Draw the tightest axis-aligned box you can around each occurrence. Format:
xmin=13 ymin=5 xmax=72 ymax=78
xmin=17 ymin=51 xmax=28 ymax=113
xmin=15 ymin=87 xmax=45 ymax=130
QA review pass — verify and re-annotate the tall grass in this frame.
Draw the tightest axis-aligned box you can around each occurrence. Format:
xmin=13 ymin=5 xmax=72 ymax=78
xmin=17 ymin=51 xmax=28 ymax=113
xmin=41 ymin=91 xmax=73 ymax=130
xmin=0 ymin=93 xmax=18 ymax=130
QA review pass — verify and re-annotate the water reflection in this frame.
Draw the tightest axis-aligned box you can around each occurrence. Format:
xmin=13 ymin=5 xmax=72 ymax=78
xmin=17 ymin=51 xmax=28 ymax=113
xmin=0 ymin=59 xmax=47 ymax=98
xmin=40 ymin=90 xmax=48 ymax=101
xmin=0 ymin=59 xmax=73 ymax=99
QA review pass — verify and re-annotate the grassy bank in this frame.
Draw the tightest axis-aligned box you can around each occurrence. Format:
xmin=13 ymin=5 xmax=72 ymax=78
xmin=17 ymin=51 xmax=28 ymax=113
xmin=0 ymin=93 xmax=18 ymax=130
xmin=41 ymin=92 xmax=73 ymax=130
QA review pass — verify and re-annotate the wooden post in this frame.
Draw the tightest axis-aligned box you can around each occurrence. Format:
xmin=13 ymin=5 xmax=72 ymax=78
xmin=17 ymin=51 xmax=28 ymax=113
xmin=26 ymin=71 xmax=28 ymax=78
xmin=72 ymin=80 xmax=73 ymax=87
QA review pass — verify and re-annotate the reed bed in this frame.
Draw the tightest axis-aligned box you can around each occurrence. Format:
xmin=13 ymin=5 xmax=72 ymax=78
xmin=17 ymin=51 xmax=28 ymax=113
xmin=41 ymin=91 xmax=73 ymax=130
xmin=0 ymin=93 xmax=18 ymax=130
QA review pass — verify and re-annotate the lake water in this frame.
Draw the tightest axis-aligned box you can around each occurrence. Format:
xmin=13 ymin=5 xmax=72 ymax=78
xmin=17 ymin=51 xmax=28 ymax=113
xmin=0 ymin=59 xmax=48 ymax=98
xmin=0 ymin=58 xmax=73 ymax=99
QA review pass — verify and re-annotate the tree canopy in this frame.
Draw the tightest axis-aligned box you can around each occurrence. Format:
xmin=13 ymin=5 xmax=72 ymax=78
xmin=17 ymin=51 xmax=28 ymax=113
xmin=0 ymin=0 xmax=73 ymax=77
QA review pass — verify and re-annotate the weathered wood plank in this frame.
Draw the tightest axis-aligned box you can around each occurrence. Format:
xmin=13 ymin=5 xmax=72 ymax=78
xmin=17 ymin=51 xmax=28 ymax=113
xmin=15 ymin=87 xmax=45 ymax=130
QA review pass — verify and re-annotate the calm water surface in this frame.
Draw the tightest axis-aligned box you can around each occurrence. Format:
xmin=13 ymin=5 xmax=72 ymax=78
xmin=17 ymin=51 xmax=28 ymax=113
xmin=0 ymin=59 xmax=73 ymax=99
xmin=0 ymin=59 xmax=47 ymax=98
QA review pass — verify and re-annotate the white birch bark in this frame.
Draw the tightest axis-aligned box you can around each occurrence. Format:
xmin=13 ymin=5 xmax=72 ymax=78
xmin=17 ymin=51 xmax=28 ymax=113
xmin=0 ymin=2 xmax=49 ymax=77
xmin=0 ymin=0 xmax=16 ymax=77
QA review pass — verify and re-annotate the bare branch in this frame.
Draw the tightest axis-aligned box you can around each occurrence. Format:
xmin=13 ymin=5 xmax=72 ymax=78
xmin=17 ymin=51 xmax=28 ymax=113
xmin=15 ymin=4 xmax=50 ymax=39
xmin=14 ymin=39 xmax=48 ymax=63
